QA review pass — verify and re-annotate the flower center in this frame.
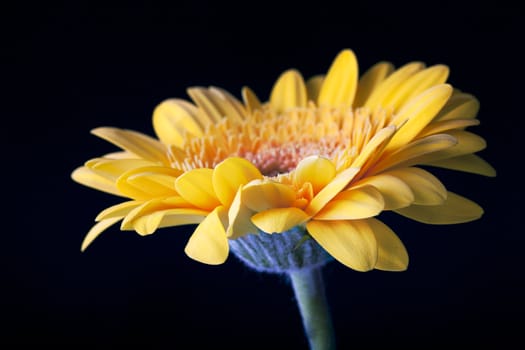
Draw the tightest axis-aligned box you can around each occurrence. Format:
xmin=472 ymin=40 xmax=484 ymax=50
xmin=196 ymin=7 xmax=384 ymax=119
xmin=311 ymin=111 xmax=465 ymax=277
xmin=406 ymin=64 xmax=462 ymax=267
xmin=169 ymin=105 xmax=394 ymax=176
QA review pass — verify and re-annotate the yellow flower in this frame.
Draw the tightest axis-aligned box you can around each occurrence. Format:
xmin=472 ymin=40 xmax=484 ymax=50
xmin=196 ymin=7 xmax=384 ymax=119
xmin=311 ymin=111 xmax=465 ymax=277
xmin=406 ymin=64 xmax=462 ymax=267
xmin=72 ymin=49 xmax=495 ymax=272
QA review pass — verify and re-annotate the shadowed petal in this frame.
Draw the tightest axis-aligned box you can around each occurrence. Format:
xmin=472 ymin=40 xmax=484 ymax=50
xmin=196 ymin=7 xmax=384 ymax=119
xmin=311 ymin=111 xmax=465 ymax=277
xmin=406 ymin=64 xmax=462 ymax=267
xmin=175 ymin=168 xmax=221 ymax=210
xmin=434 ymin=92 xmax=479 ymax=121
xmin=227 ymin=187 xmax=258 ymax=239
xmin=307 ymin=219 xmax=377 ymax=272
xmin=153 ymin=99 xmax=204 ymax=147
xmin=81 ymin=217 xmax=123 ymax=252
xmin=354 ymin=61 xmax=394 ymax=107
xmin=314 ymin=185 xmax=384 ymax=220
xmin=184 ymin=206 xmax=229 ymax=265
xmin=251 ymin=207 xmax=310 ymax=233
xmin=368 ymin=218 xmax=409 ymax=271
xmin=385 ymin=167 xmax=447 ymax=205
xmin=71 ymin=166 xmax=122 ymax=197
xmin=395 ymin=191 xmax=483 ymax=224
xmin=241 ymin=180 xmax=296 ymax=212
xmin=306 ymin=75 xmax=325 ymax=102
xmin=354 ymin=174 xmax=414 ymax=210
xmin=424 ymin=154 xmax=496 ymax=177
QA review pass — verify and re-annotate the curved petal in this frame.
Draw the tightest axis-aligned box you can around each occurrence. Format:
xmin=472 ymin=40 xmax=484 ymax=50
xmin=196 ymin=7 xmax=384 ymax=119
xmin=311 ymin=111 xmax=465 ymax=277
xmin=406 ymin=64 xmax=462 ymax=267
xmin=175 ymin=168 xmax=221 ymax=210
xmin=354 ymin=174 xmax=414 ymax=210
xmin=293 ymin=156 xmax=336 ymax=194
xmin=184 ymin=206 xmax=229 ymax=265
xmin=434 ymin=92 xmax=479 ymax=121
xmin=364 ymin=61 xmax=425 ymax=110
xmin=305 ymin=75 xmax=325 ymax=102
xmin=87 ymin=158 xmax=158 ymax=181
xmin=385 ymin=167 xmax=447 ymax=205
xmin=305 ymin=167 xmax=361 ymax=216
xmin=354 ymin=61 xmax=394 ymax=107
xmin=71 ymin=166 xmax=122 ymax=197
xmin=385 ymin=84 xmax=453 ymax=152
xmin=241 ymin=86 xmax=262 ymax=113
xmin=95 ymin=200 xmax=143 ymax=221
xmin=367 ymin=218 xmax=409 ymax=271
xmin=318 ymin=49 xmax=359 ymax=108
xmin=91 ymin=127 xmax=169 ymax=164
xmin=394 ymin=191 xmax=483 ymax=224
xmin=350 ymin=125 xmax=396 ymax=169
xmin=116 ymin=166 xmax=182 ymax=200
xmin=423 ymin=154 xmax=496 ymax=177
xmin=241 ymin=180 xmax=296 ymax=212
xmin=314 ymin=185 xmax=384 ymax=220
xmin=270 ymin=69 xmax=307 ymax=113
xmin=212 ymin=157 xmax=262 ymax=207
xmin=81 ymin=217 xmax=123 ymax=252
xmin=251 ymin=207 xmax=310 ymax=234
xmin=227 ymin=187 xmax=258 ymax=239
xmin=153 ymin=98 xmax=204 ymax=147
xmin=306 ymin=219 xmax=377 ymax=272
xmin=133 ymin=207 xmax=208 ymax=235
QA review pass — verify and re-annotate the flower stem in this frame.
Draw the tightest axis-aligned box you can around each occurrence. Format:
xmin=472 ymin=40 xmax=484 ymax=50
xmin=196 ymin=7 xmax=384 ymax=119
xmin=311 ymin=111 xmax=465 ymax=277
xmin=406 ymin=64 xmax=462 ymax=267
xmin=289 ymin=267 xmax=336 ymax=350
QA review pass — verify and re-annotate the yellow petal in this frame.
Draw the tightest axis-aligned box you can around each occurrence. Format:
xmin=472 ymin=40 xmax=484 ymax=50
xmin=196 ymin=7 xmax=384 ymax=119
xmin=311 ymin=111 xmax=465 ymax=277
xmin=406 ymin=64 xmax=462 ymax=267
xmin=305 ymin=167 xmax=361 ymax=216
xmin=241 ymin=180 xmax=296 ymax=212
xmin=121 ymin=196 xmax=195 ymax=230
xmin=117 ymin=166 xmax=182 ymax=200
xmin=384 ymin=167 xmax=447 ymax=205
xmin=241 ymin=86 xmax=262 ymax=113
xmin=87 ymin=158 xmax=157 ymax=181
xmin=367 ymin=218 xmax=408 ymax=271
xmin=71 ymin=166 xmax=122 ymax=197
xmin=95 ymin=200 xmax=143 ymax=221
xmin=208 ymin=86 xmax=247 ymax=123
xmin=269 ymin=69 xmax=307 ymax=113
xmin=364 ymin=62 xmax=425 ymax=110
xmin=184 ymin=206 xmax=229 ymax=265
xmin=354 ymin=61 xmax=394 ymax=107
xmin=371 ymin=134 xmax=457 ymax=174
xmin=227 ymin=187 xmax=258 ymax=239
xmin=81 ymin=217 xmax=123 ymax=252
xmin=175 ymin=168 xmax=220 ymax=210
xmin=351 ymin=125 xmax=396 ymax=169
xmin=152 ymin=99 xmax=204 ymax=147
xmin=251 ymin=207 xmax=310 ymax=234
xmin=212 ymin=157 xmax=262 ymax=206
xmin=306 ymin=220 xmax=377 ymax=272
xmin=305 ymin=75 xmax=325 ymax=102
xmin=91 ymin=127 xmax=168 ymax=164
xmin=424 ymin=154 xmax=496 ymax=177
xmin=395 ymin=191 xmax=483 ymax=224
xmin=186 ymin=87 xmax=223 ymax=123
xmin=354 ymin=174 xmax=414 ymax=210
xmin=132 ymin=207 xmax=208 ymax=235
xmin=293 ymin=156 xmax=336 ymax=194
xmin=318 ymin=49 xmax=359 ymax=107
xmin=418 ymin=118 xmax=480 ymax=138
xmin=314 ymin=185 xmax=384 ymax=220
xmin=434 ymin=92 xmax=479 ymax=121
xmin=385 ymin=84 xmax=453 ymax=152
xmin=381 ymin=65 xmax=449 ymax=111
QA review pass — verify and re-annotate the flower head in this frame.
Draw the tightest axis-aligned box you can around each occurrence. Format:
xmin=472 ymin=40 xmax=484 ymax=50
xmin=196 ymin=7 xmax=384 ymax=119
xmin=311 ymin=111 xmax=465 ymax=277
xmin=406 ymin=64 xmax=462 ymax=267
xmin=72 ymin=49 xmax=495 ymax=272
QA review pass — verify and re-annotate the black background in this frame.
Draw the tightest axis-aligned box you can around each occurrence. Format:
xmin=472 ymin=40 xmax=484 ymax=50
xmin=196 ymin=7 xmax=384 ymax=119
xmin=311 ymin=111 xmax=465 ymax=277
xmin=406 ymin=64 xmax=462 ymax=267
xmin=2 ymin=1 xmax=523 ymax=348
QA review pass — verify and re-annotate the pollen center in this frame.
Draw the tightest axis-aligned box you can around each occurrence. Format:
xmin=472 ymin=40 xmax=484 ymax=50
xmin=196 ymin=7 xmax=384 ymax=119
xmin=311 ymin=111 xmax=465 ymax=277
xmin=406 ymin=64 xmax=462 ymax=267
xmin=170 ymin=105 xmax=393 ymax=176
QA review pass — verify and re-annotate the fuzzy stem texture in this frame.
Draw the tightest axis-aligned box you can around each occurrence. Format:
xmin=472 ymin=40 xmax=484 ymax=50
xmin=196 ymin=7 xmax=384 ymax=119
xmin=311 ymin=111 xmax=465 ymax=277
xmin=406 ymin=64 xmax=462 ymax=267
xmin=289 ymin=267 xmax=336 ymax=350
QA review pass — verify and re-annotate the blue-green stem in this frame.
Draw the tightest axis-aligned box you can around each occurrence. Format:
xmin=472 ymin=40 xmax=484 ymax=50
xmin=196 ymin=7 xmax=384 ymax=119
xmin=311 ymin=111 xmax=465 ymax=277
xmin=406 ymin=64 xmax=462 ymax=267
xmin=289 ymin=267 xmax=336 ymax=350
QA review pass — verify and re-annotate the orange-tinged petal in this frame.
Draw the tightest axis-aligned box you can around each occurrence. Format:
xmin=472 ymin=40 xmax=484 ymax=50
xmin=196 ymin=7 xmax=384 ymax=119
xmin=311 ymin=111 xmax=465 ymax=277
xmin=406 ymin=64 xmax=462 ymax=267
xmin=434 ymin=92 xmax=479 ymax=121
xmin=424 ymin=154 xmax=496 ymax=177
xmin=251 ymin=207 xmax=310 ymax=234
xmin=354 ymin=61 xmax=394 ymax=107
xmin=175 ymin=168 xmax=220 ymax=210
xmin=305 ymin=167 xmax=361 ymax=216
xmin=152 ymin=98 xmax=204 ymax=147
xmin=353 ymin=174 xmax=414 ymax=210
xmin=227 ymin=187 xmax=258 ymax=239
xmin=241 ymin=180 xmax=296 ymax=212
xmin=385 ymin=167 xmax=447 ymax=205
xmin=91 ymin=127 xmax=169 ymax=164
xmin=314 ymin=185 xmax=384 ymax=220
xmin=385 ymin=84 xmax=453 ymax=152
xmin=71 ymin=166 xmax=122 ymax=197
xmin=270 ymin=69 xmax=307 ymax=113
xmin=81 ymin=217 xmax=122 ymax=252
xmin=293 ymin=156 xmax=336 ymax=194
xmin=364 ymin=62 xmax=425 ymax=110
xmin=305 ymin=75 xmax=324 ymax=102
xmin=318 ymin=49 xmax=358 ymax=107
xmin=306 ymin=219 xmax=377 ymax=272
xmin=395 ymin=191 xmax=483 ymax=224
xmin=212 ymin=157 xmax=262 ymax=207
xmin=367 ymin=218 xmax=408 ymax=271
xmin=184 ymin=206 xmax=229 ymax=265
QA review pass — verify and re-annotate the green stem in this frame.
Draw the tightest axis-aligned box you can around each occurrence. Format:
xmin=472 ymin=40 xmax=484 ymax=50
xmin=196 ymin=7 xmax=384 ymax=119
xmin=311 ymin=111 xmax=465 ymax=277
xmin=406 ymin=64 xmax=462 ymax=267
xmin=289 ymin=267 xmax=336 ymax=350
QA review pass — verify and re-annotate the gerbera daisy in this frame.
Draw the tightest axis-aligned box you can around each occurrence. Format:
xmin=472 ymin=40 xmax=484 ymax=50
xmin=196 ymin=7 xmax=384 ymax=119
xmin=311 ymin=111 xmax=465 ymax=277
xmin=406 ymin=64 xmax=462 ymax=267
xmin=72 ymin=48 xmax=495 ymax=348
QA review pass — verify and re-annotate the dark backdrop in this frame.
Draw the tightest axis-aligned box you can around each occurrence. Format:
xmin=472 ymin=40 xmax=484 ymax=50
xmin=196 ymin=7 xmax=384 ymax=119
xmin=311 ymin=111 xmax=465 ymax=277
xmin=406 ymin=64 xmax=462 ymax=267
xmin=2 ymin=1 xmax=523 ymax=348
